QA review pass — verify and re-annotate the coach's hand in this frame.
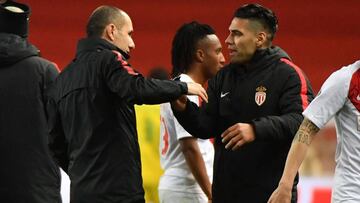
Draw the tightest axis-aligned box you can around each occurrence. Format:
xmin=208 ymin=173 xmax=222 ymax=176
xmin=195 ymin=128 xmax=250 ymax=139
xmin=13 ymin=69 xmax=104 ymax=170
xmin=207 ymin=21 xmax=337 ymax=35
xmin=267 ymin=183 xmax=292 ymax=203
xmin=186 ymin=82 xmax=208 ymax=103
xmin=221 ymin=123 xmax=255 ymax=150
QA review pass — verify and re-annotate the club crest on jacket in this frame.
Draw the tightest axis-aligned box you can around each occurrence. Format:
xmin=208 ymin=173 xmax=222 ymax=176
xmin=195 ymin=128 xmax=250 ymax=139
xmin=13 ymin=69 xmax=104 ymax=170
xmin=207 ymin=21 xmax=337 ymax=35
xmin=255 ymin=86 xmax=267 ymax=106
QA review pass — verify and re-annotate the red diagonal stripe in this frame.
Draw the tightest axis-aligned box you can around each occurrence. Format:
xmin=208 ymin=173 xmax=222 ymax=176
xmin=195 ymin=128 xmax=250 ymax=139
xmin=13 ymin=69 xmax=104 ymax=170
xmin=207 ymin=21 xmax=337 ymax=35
xmin=112 ymin=50 xmax=138 ymax=76
xmin=281 ymin=58 xmax=309 ymax=110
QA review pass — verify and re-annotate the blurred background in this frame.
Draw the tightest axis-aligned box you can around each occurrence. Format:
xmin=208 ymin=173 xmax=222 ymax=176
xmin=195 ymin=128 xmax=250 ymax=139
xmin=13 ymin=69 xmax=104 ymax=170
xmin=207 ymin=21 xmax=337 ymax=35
xmin=23 ymin=0 xmax=360 ymax=202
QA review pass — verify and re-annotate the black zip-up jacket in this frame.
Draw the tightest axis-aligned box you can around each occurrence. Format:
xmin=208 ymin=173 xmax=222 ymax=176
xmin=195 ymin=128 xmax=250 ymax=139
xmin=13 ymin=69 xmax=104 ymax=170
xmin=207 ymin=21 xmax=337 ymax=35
xmin=173 ymin=47 xmax=314 ymax=203
xmin=46 ymin=37 xmax=188 ymax=203
xmin=0 ymin=33 xmax=61 ymax=203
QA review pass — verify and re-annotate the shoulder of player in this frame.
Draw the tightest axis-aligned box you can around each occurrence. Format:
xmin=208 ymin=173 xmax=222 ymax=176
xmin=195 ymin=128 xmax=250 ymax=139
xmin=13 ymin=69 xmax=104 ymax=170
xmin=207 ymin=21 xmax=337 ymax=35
xmin=320 ymin=62 xmax=358 ymax=92
xmin=344 ymin=60 xmax=360 ymax=75
xmin=178 ymin=74 xmax=193 ymax=83
xmin=276 ymin=58 xmax=303 ymax=74
xmin=328 ymin=62 xmax=358 ymax=83
xmin=270 ymin=58 xmax=311 ymax=84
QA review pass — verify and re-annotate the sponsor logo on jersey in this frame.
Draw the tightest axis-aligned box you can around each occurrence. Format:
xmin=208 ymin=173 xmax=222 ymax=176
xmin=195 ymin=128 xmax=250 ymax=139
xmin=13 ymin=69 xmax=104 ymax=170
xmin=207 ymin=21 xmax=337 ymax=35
xmin=255 ymin=86 xmax=267 ymax=106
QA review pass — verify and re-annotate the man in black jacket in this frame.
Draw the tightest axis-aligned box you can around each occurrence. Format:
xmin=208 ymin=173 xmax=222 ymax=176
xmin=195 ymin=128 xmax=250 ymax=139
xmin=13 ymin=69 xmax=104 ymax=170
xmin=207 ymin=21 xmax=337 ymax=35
xmin=0 ymin=1 xmax=61 ymax=203
xmin=172 ymin=4 xmax=314 ymax=203
xmin=46 ymin=6 xmax=207 ymax=203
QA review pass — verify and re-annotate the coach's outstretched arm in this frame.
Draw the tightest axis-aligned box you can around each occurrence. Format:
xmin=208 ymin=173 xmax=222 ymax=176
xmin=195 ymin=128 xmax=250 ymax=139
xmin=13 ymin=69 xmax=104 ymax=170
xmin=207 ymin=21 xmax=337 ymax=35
xmin=171 ymin=78 xmax=220 ymax=139
xmin=267 ymin=117 xmax=320 ymax=203
xmin=103 ymin=53 xmax=208 ymax=105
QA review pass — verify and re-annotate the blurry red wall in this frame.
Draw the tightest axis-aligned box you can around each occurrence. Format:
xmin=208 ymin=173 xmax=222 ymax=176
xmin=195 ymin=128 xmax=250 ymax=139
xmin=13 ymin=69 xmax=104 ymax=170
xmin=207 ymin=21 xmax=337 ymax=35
xmin=24 ymin=0 xmax=360 ymax=91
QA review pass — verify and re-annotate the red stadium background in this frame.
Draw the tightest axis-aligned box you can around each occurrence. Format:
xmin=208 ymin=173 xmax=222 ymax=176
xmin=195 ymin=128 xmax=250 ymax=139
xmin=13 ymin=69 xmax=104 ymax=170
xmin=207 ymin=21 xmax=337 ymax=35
xmin=22 ymin=1 xmax=360 ymax=202
xmin=25 ymin=0 xmax=360 ymax=92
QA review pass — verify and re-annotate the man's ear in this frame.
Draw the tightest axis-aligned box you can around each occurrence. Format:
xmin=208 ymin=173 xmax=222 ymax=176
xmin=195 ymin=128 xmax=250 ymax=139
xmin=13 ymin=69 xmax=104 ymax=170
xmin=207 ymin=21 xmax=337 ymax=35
xmin=256 ymin=31 xmax=267 ymax=48
xmin=104 ymin=24 xmax=117 ymax=41
xmin=195 ymin=49 xmax=205 ymax=63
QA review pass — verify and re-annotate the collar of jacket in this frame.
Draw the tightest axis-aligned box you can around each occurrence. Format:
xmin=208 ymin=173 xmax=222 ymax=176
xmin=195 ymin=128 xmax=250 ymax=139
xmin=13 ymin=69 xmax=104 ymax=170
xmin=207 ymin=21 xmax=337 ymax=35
xmin=231 ymin=46 xmax=290 ymax=75
xmin=0 ymin=33 xmax=38 ymax=67
xmin=76 ymin=37 xmax=130 ymax=60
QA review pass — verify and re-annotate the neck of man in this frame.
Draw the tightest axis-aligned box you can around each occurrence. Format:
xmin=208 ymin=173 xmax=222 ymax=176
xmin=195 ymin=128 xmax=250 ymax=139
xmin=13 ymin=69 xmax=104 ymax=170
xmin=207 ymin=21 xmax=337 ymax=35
xmin=186 ymin=64 xmax=208 ymax=86
xmin=242 ymin=43 xmax=272 ymax=66
xmin=261 ymin=40 xmax=272 ymax=49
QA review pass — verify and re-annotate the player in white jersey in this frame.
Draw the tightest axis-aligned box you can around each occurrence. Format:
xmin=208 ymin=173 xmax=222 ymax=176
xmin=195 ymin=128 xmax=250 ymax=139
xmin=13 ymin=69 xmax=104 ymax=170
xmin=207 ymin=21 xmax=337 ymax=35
xmin=268 ymin=60 xmax=360 ymax=203
xmin=159 ymin=21 xmax=225 ymax=203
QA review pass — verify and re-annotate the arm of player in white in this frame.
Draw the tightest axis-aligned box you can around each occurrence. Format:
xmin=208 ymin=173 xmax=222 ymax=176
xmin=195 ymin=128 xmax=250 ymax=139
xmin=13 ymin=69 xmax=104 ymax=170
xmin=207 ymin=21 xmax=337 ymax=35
xmin=267 ymin=117 xmax=320 ymax=203
xmin=180 ymin=137 xmax=212 ymax=201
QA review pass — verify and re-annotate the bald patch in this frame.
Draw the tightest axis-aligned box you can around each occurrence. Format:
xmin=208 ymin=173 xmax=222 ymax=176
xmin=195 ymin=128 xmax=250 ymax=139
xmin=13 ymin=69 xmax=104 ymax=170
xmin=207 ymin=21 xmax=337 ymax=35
xmin=116 ymin=11 xmax=131 ymax=30
xmin=94 ymin=6 xmax=124 ymax=25
xmin=86 ymin=5 xmax=129 ymax=37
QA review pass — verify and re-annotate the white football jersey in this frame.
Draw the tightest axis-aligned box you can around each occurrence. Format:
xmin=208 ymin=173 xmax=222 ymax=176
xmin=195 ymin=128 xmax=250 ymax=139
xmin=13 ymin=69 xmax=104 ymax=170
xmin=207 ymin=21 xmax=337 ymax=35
xmin=303 ymin=60 xmax=360 ymax=202
xmin=159 ymin=74 xmax=214 ymax=194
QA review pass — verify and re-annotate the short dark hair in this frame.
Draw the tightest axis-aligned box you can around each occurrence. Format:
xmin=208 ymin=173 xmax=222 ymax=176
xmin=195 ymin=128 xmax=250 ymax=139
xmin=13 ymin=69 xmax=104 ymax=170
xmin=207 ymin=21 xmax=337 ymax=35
xmin=234 ymin=4 xmax=278 ymax=41
xmin=171 ymin=21 xmax=215 ymax=78
xmin=86 ymin=6 xmax=123 ymax=37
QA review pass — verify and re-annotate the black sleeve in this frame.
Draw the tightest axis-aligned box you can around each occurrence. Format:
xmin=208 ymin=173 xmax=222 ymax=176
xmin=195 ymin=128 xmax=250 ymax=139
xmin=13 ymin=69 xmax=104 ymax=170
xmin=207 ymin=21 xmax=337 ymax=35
xmin=41 ymin=61 xmax=59 ymax=103
xmin=251 ymin=66 xmax=314 ymax=141
xmin=102 ymin=52 xmax=188 ymax=105
xmin=46 ymin=87 xmax=69 ymax=173
xmin=172 ymin=77 xmax=220 ymax=139
xmin=42 ymin=62 xmax=68 ymax=171
xmin=43 ymin=62 xmax=60 ymax=89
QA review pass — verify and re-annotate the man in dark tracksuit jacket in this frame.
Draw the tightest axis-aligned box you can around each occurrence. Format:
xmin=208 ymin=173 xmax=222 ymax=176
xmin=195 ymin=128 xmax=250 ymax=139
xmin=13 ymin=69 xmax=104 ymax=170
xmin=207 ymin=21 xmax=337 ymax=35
xmin=46 ymin=6 xmax=207 ymax=203
xmin=0 ymin=1 xmax=61 ymax=203
xmin=172 ymin=4 xmax=314 ymax=203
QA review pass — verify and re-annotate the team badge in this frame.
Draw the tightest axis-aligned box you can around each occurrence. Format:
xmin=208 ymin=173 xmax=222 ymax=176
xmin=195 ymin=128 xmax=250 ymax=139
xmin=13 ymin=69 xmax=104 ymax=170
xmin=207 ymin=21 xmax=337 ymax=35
xmin=255 ymin=86 xmax=267 ymax=106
